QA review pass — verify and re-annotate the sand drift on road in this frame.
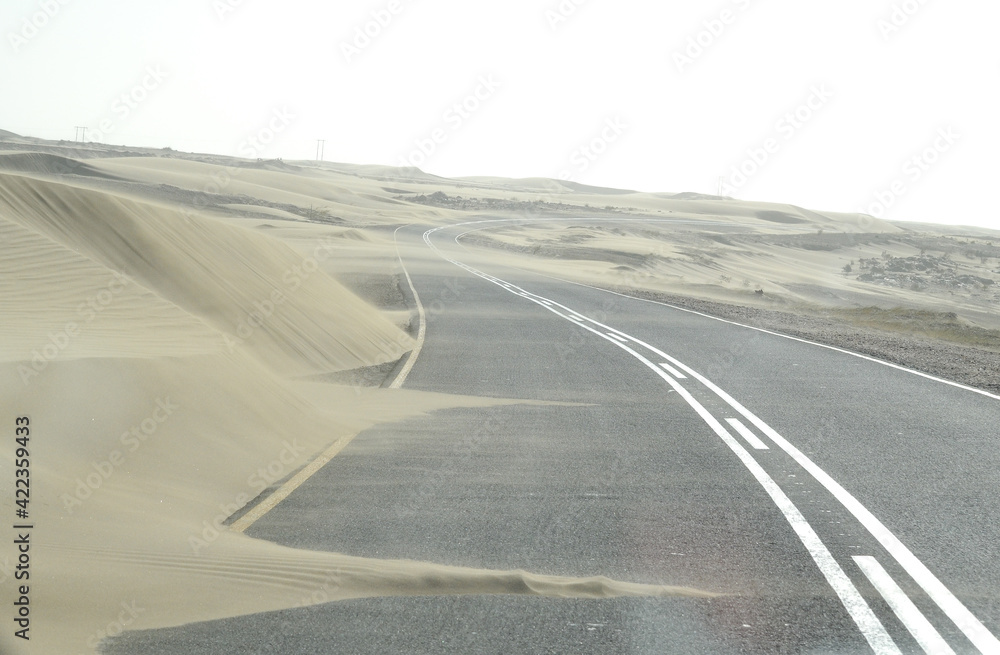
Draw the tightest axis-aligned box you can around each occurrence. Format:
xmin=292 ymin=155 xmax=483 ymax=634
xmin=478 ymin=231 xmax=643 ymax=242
xmin=1 ymin=139 xmax=997 ymax=653
xmin=0 ymin=157 xmax=712 ymax=655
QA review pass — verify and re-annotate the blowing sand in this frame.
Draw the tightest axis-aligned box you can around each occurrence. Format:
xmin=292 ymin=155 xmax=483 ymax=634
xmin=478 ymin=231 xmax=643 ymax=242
xmin=1 ymin=135 xmax=997 ymax=653
xmin=0 ymin=145 xmax=715 ymax=655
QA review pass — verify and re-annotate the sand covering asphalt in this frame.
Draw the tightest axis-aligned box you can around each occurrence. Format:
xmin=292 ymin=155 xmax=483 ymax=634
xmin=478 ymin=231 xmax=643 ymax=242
xmin=2 ymin=143 xmax=996 ymax=653
xmin=0 ymin=167 xmax=709 ymax=655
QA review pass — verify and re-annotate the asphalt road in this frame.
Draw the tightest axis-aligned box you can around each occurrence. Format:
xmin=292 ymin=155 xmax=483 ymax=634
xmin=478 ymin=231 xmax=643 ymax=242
xmin=107 ymin=219 xmax=1000 ymax=654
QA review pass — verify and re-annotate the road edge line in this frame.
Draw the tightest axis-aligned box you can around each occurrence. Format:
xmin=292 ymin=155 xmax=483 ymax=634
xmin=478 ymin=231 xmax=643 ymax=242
xmin=228 ymin=225 xmax=428 ymax=533
xmin=389 ymin=224 xmax=426 ymax=389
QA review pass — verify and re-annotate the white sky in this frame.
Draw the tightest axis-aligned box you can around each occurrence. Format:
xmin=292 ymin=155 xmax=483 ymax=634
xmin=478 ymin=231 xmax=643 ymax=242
xmin=2 ymin=0 xmax=998 ymax=229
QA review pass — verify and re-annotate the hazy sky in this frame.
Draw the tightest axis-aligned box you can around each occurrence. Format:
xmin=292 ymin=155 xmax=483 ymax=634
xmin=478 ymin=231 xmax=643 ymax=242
xmin=2 ymin=0 xmax=997 ymax=229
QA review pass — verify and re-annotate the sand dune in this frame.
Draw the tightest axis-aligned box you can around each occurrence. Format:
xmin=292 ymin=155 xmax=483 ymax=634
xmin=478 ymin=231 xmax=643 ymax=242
xmin=0 ymin=152 xmax=119 ymax=180
xmin=88 ymin=157 xmax=427 ymax=223
xmin=458 ymin=216 xmax=1000 ymax=330
xmin=0 ymin=173 xmax=412 ymax=377
xmin=0 ymin=156 xmax=713 ymax=654
xmin=2 ymin=137 xmax=996 ymax=653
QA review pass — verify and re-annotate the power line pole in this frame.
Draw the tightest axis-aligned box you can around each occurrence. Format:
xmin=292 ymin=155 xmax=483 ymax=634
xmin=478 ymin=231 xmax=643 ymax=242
xmin=75 ymin=126 xmax=88 ymax=142
xmin=315 ymin=139 xmax=325 ymax=161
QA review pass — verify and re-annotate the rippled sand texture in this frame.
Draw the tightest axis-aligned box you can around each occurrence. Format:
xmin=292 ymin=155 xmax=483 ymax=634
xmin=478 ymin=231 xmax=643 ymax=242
xmin=0 ymin=155 xmax=712 ymax=655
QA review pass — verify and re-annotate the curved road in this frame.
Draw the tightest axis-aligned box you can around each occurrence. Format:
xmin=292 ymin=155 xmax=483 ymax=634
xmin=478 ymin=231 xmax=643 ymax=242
xmin=109 ymin=219 xmax=1000 ymax=655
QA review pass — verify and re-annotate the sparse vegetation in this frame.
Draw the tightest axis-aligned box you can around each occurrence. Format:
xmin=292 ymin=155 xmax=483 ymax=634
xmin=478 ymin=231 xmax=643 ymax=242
xmin=852 ymin=252 xmax=995 ymax=292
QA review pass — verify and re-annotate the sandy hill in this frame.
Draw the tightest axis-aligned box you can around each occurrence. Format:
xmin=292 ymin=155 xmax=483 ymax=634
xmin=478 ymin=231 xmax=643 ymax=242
xmin=2 ymin=146 xmax=714 ymax=654
xmin=0 ymin=151 xmax=121 ymax=179
xmin=1 ymin=138 xmax=997 ymax=655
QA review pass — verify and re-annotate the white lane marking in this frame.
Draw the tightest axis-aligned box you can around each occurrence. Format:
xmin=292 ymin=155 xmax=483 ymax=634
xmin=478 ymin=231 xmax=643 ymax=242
xmin=725 ymin=418 xmax=769 ymax=450
xmin=658 ymin=362 xmax=687 ymax=380
xmin=573 ymin=312 xmax=999 ymax=652
xmin=230 ymin=227 xmax=430 ymax=529
xmin=451 ymin=216 xmax=1000 ymax=404
xmin=230 ymin=431 xmax=358 ymax=533
xmin=854 ymin=556 xmax=957 ymax=655
xmin=453 ymin=231 xmax=473 ymax=253
xmin=596 ymin=336 xmax=901 ymax=654
xmin=421 ymin=248 xmax=899 ymax=651
xmin=552 ymin=297 xmax=998 ymax=652
xmin=646 ymin=350 xmax=1000 ymax=654
xmin=606 ymin=332 xmax=629 ymax=343
xmin=423 ymin=225 xmax=998 ymax=652
xmin=528 ymin=271 xmax=1000 ymax=403
xmin=446 ymin=218 xmax=999 ymax=402
xmin=389 ymin=225 xmax=426 ymax=389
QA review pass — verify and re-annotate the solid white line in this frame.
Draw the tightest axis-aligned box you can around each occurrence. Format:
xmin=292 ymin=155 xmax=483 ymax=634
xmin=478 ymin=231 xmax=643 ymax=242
xmin=230 ymin=432 xmax=357 ymax=533
xmin=725 ymin=418 xmax=769 ymax=450
xmin=658 ymin=362 xmax=687 ymax=379
xmin=663 ymin=357 xmax=1000 ymax=654
xmin=445 ymin=217 xmax=1000 ymax=402
xmin=606 ymin=332 xmax=629 ymax=343
xmin=584 ymin=319 xmax=998 ymax=652
xmin=606 ymin=340 xmax=900 ymax=654
xmin=229 ymin=226 xmax=428 ymax=530
xmin=389 ymin=225 xmax=426 ymax=389
xmin=854 ymin=556 xmax=957 ymax=655
xmin=423 ymin=224 xmax=999 ymax=652
xmin=530 ymin=273 xmax=1000 ymax=403
xmin=424 ymin=229 xmax=900 ymax=652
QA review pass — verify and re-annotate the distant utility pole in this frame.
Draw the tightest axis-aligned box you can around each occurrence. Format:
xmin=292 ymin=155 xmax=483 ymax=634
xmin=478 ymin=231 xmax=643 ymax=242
xmin=315 ymin=139 xmax=325 ymax=161
xmin=717 ymin=176 xmax=723 ymax=197
xmin=75 ymin=126 xmax=88 ymax=142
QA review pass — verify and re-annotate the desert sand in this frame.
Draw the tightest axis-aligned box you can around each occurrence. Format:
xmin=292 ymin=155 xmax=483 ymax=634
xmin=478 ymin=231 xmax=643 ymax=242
xmin=1 ymin=132 xmax=997 ymax=653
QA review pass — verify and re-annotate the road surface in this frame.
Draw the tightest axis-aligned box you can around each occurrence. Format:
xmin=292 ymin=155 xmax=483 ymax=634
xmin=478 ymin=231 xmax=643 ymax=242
xmin=107 ymin=218 xmax=1000 ymax=654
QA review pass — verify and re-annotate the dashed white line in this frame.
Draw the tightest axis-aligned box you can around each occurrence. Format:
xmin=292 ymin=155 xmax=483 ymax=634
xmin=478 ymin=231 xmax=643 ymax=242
xmin=658 ymin=362 xmax=687 ymax=380
xmin=854 ymin=556 xmax=956 ymax=655
xmin=610 ymin=339 xmax=901 ymax=654
xmin=422 ymin=223 xmax=999 ymax=653
xmin=580 ymin=321 xmax=999 ymax=652
xmin=426 ymin=262 xmax=902 ymax=651
xmin=679 ymin=365 xmax=1000 ymax=654
xmin=725 ymin=417 xmax=769 ymax=450
xmin=525 ymin=269 xmax=1000 ymax=403
xmin=534 ymin=294 xmax=996 ymax=652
